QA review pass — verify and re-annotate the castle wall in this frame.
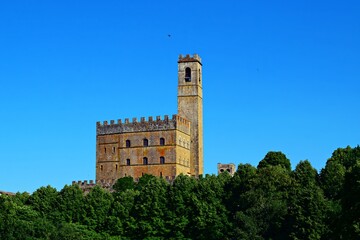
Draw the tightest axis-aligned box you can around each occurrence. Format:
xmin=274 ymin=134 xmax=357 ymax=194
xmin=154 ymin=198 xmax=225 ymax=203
xmin=96 ymin=115 xmax=191 ymax=182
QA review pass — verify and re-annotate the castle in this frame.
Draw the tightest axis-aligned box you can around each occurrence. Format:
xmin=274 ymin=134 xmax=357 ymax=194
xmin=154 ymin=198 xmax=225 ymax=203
xmin=95 ymin=54 xmax=203 ymax=183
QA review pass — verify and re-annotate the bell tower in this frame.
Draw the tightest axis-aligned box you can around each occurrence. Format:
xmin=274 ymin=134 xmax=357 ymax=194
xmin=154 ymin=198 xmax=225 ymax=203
xmin=177 ymin=54 xmax=203 ymax=177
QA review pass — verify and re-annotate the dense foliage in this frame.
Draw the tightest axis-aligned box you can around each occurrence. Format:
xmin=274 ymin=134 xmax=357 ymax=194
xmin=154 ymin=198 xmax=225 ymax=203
xmin=1 ymin=146 xmax=360 ymax=239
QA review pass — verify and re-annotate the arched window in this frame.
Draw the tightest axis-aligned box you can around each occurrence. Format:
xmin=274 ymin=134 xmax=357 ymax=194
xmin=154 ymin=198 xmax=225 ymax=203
xmin=185 ymin=67 xmax=191 ymax=82
xmin=160 ymin=156 xmax=165 ymax=164
xmin=143 ymin=157 xmax=148 ymax=165
xmin=126 ymin=140 xmax=131 ymax=148
xmin=126 ymin=159 xmax=130 ymax=166
xmin=143 ymin=138 xmax=148 ymax=147
xmin=160 ymin=137 xmax=165 ymax=146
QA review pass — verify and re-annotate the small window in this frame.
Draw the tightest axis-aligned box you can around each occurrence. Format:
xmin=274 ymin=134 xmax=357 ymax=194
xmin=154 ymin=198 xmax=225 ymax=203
xmin=115 ymin=164 xmax=118 ymax=171
xmin=185 ymin=67 xmax=191 ymax=82
xmin=160 ymin=138 xmax=165 ymax=146
xmin=126 ymin=140 xmax=131 ymax=148
xmin=220 ymin=169 xmax=224 ymax=173
xmin=160 ymin=172 xmax=163 ymax=177
xmin=160 ymin=156 xmax=165 ymax=164
xmin=143 ymin=157 xmax=148 ymax=165
xmin=112 ymin=147 xmax=115 ymax=153
xmin=100 ymin=165 xmax=103 ymax=171
xmin=126 ymin=159 xmax=130 ymax=166
xmin=104 ymin=147 xmax=107 ymax=153
xmin=143 ymin=138 xmax=148 ymax=147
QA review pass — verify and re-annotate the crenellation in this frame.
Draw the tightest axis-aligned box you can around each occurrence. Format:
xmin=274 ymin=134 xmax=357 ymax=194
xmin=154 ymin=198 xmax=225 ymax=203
xmin=178 ymin=53 xmax=202 ymax=64
xmin=97 ymin=114 xmax=190 ymax=135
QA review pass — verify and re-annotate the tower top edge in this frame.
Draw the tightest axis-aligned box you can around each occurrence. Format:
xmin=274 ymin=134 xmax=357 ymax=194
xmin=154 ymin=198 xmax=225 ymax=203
xmin=178 ymin=54 xmax=202 ymax=65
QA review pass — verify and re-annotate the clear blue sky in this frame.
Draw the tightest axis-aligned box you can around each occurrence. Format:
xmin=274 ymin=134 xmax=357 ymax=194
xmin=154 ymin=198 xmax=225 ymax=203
xmin=0 ymin=1 xmax=359 ymax=193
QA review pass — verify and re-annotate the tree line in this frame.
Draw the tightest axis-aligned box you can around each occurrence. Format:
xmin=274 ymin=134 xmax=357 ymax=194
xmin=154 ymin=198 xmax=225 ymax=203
xmin=1 ymin=146 xmax=360 ymax=239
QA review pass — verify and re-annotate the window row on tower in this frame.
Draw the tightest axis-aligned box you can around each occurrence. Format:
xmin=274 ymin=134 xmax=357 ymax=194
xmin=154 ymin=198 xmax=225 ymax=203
xmin=125 ymin=156 xmax=166 ymax=166
xmin=125 ymin=137 xmax=165 ymax=148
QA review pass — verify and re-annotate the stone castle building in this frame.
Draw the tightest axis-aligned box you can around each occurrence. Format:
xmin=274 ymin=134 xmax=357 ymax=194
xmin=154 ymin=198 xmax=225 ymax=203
xmin=95 ymin=54 xmax=203 ymax=183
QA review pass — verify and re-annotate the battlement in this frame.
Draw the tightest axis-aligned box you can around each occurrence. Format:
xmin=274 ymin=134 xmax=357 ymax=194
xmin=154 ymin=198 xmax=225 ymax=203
xmin=97 ymin=114 xmax=190 ymax=135
xmin=178 ymin=54 xmax=202 ymax=65
xmin=72 ymin=179 xmax=116 ymax=193
xmin=73 ymin=176 xmax=179 ymax=193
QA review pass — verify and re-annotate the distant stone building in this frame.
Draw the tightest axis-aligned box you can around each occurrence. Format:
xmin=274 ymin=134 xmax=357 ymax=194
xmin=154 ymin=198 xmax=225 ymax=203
xmin=0 ymin=190 xmax=15 ymax=196
xmin=95 ymin=54 xmax=204 ymax=183
xmin=217 ymin=163 xmax=236 ymax=176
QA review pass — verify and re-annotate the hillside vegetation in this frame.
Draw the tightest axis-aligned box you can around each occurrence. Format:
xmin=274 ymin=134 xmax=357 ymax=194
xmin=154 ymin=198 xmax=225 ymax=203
xmin=1 ymin=146 xmax=360 ymax=239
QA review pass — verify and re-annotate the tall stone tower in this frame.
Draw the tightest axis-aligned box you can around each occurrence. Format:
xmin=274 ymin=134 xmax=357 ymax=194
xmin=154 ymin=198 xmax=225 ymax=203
xmin=177 ymin=54 xmax=203 ymax=177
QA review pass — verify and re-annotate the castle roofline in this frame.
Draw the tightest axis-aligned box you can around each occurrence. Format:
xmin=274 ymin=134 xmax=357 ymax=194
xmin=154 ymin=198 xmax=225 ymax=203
xmin=96 ymin=114 xmax=190 ymax=135
xmin=178 ymin=54 xmax=202 ymax=65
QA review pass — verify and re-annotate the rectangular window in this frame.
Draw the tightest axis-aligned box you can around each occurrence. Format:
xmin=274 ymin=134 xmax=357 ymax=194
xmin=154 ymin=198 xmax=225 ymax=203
xmin=126 ymin=159 xmax=130 ymax=166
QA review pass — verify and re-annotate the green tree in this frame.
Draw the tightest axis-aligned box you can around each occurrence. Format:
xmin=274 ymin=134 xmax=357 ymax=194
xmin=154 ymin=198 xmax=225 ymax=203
xmin=58 ymin=184 xmax=86 ymax=223
xmin=28 ymin=185 xmax=61 ymax=222
xmin=337 ymin=160 xmax=360 ymax=239
xmin=185 ymin=174 xmax=232 ymax=240
xmin=107 ymin=188 xmax=138 ymax=237
xmin=225 ymin=163 xmax=257 ymax=213
xmin=166 ymin=174 xmax=196 ymax=239
xmin=130 ymin=176 xmax=170 ymax=239
xmin=284 ymin=160 xmax=329 ymax=239
xmin=84 ymin=185 xmax=113 ymax=232
xmin=258 ymin=151 xmax=291 ymax=171
xmin=0 ymin=194 xmax=56 ymax=239
xmin=113 ymin=176 xmax=135 ymax=193
xmin=232 ymin=165 xmax=292 ymax=239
